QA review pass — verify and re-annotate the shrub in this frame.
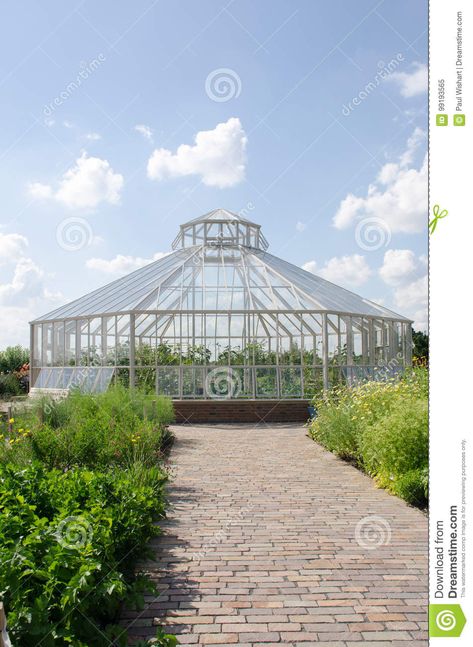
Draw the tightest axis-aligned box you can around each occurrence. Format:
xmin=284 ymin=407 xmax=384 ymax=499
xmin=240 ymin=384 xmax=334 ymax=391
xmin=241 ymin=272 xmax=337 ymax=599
xmin=1 ymin=386 xmax=175 ymax=470
xmin=361 ymin=398 xmax=428 ymax=480
xmin=309 ymin=368 xmax=428 ymax=507
xmin=392 ymin=467 xmax=428 ymax=507
xmin=0 ymin=463 xmax=168 ymax=645
xmin=0 ymin=345 xmax=29 ymax=373
xmin=309 ymin=398 xmax=360 ymax=461
xmin=0 ymin=373 xmax=21 ymax=397
xmin=0 ymin=386 xmax=176 ymax=645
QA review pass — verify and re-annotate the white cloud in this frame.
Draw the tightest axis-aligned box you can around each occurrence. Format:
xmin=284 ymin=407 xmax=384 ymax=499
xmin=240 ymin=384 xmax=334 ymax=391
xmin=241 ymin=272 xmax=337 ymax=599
xmin=28 ymin=152 xmax=124 ymax=210
xmin=296 ymin=221 xmax=307 ymax=232
xmin=147 ymin=117 xmax=247 ymax=188
xmin=85 ymin=132 xmax=102 ymax=141
xmin=0 ymin=258 xmax=46 ymax=305
xmin=394 ymin=275 xmax=428 ymax=310
xmin=302 ymin=254 xmax=372 ymax=288
xmin=0 ymin=233 xmax=28 ymax=265
xmin=379 ymin=249 xmax=428 ymax=331
xmin=302 ymin=260 xmax=317 ymax=274
xmin=134 ymin=124 xmax=154 ymax=142
xmin=379 ymin=249 xmax=426 ymax=286
xmin=332 ymin=194 xmax=366 ymax=230
xmin=0 ymin=236 xmax=63 ymax=344
xmin=28 ymin=182 xmax=53 ymax=200
xmin=333 ymin=128 xmax=427 ymax=234
xmin=86 ymin=251 xmax=168 ymax=276
xmin=388 ymin=62 xmax=428 ymax=98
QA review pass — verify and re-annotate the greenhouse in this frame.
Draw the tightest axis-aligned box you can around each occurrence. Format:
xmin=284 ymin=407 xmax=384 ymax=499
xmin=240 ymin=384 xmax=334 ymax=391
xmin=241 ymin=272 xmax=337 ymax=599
xmin=30 ymin=208 xmax=412 ymax=399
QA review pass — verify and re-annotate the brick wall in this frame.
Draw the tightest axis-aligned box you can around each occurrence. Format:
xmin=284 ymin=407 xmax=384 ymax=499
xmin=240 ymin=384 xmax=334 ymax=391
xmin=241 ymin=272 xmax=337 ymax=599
xmin=173 ymin=399 xmax=310 ymax=423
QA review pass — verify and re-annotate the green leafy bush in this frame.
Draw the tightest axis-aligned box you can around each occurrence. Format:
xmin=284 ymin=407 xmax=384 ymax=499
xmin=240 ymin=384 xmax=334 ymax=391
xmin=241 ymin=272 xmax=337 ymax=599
xmin=0 ymin=463 xmax=167 ymax=645
xmin=0 ymin=345 xmax=29 ymax=373
xmin=392 ymin=467 xmax=428 ymax=507
xmin=0 ymin=386 xmax=176 ymax=645
xmin=309 ymin=401 xmax=360 ymax=461
xmin=0 ymin=373 xmax=21 ymax=397
xmin=309 ymin=368 xmax=428 ymax=507
xmin=361 ymin=398 xmax=428 ymax=478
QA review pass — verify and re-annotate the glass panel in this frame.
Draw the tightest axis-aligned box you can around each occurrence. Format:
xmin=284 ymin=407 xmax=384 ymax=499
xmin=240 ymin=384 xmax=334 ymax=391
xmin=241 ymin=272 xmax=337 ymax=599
xmin=35 ymin=368 xmax=50 ymax=388
xmin=157 ymin=367 xmax=180 ymax=397
xmin=255 ymin=368 xmax=277 ymax=398
xmin=45 ymin=367 xmax=63 ymax=388
xmin=79 ymin=320 xmax=89 ymax=366
xmin=280 ymin=367 xmax=302 ymax=398
xmin=226 ymin=367 xmax=251 ymax=398
xmin=32 ymin=324 xmax=42 ymax=367
xmin=65 ymin=321 xmax=76 ymax=366
xmin=95 ymin=367 xmax=115 ymax=393
xmin=43 ymin=323 xmax=53 ymax=367
xmin=182 ymin=367 xmax=205 ymax=398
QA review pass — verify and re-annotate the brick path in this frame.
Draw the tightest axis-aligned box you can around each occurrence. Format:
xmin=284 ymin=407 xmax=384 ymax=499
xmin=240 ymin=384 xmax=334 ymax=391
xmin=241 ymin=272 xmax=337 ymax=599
xmin=124 ymin=423 xmax=427 ymax=646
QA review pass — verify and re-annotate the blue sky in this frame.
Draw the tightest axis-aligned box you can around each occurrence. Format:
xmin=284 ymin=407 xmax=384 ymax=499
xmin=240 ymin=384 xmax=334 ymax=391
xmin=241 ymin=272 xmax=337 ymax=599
xmin=0 ymin=0 xmax=428 ymax=346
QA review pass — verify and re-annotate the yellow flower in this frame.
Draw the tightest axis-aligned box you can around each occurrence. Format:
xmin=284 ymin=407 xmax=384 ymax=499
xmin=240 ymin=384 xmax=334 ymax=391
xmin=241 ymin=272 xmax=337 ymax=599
xmin=9 ymin=418 xmax=14 ymax=424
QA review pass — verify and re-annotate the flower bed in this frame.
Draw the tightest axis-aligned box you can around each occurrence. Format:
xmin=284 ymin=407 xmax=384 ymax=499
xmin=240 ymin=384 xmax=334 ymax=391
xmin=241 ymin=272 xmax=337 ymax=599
xmin=0 ymin=386 xmax=177 ymax=646
xmin=308 ymin=368 xmax=428 ymax=508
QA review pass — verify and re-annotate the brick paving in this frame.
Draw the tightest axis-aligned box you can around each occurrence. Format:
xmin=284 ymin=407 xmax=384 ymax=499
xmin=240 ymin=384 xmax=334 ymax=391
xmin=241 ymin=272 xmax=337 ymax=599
xmin=123 ymin=423 xmax=427 ymax=645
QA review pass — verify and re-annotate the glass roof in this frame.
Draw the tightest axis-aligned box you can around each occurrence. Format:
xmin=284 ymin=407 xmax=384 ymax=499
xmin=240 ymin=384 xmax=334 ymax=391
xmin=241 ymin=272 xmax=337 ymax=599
xmin=34 ymin=210 xmax=409 ymax=322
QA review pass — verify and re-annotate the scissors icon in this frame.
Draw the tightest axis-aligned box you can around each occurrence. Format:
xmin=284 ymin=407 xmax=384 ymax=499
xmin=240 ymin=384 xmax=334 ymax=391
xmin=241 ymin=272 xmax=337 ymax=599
xmin=429 ymin=204 xmax=448 ymax=234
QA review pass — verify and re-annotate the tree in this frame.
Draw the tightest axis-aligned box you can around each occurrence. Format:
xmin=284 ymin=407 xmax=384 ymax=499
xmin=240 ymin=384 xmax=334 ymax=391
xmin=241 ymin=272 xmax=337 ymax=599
xmin=412 ymin=330 xmax=429 ymax=362
xmin=0 ymin=345 xmax=29 ymax=373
